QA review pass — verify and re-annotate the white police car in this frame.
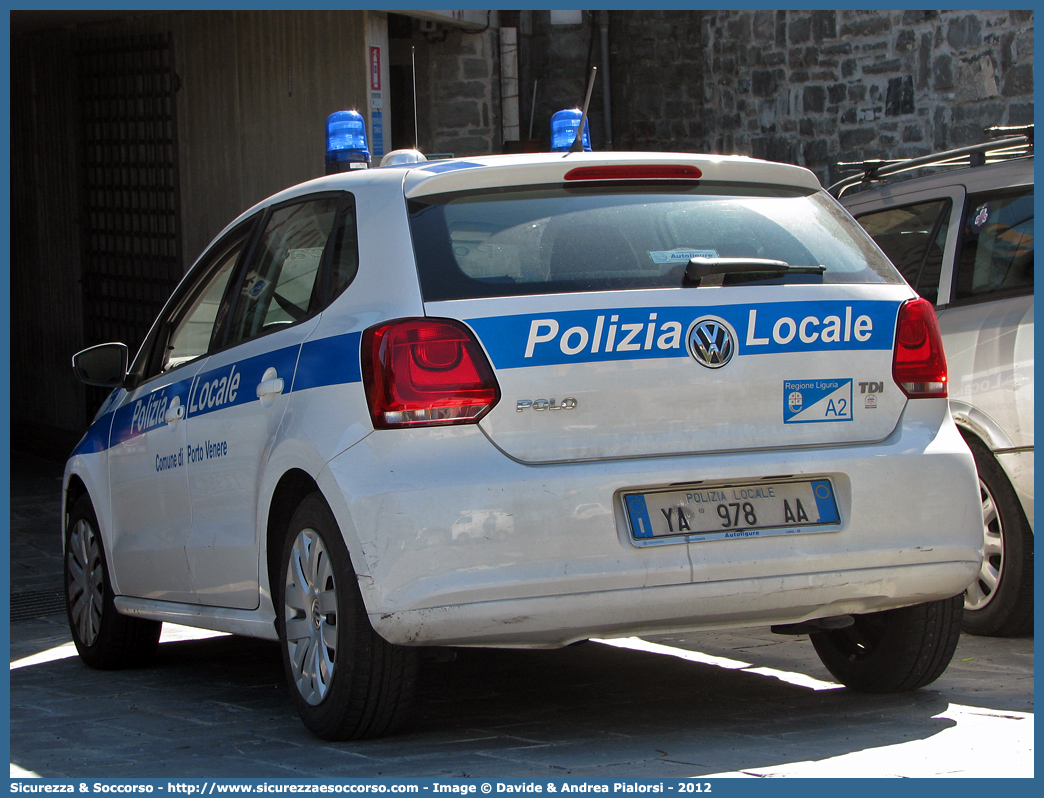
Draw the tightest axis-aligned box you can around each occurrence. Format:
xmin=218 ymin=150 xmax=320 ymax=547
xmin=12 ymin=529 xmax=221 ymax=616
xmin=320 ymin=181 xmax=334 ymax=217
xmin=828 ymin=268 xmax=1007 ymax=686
xmin=65 ymin=148 xmax=983 ymax=740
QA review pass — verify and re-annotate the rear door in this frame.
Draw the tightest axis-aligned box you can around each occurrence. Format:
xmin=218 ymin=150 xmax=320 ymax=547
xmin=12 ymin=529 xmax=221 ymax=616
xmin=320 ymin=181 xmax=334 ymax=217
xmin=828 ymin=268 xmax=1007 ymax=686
xmin=936 ymin=184 xmax=1034 ymax=449
xmin=406 ymin=160 xmax=913 ymax=465
xmin=184 ymin=194 xmax=346 ymax=608
xmin=848 ymin=178 xmax=1034 ymax=451
xmin=847 ymin=185 xmax=965 ymax=306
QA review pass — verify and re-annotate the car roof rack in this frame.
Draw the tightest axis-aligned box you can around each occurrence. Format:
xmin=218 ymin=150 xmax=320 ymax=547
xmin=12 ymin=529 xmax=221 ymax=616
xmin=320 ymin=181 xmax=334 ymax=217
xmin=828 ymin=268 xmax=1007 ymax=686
xmin=829 ymin=124 xmax=1033 ymax=198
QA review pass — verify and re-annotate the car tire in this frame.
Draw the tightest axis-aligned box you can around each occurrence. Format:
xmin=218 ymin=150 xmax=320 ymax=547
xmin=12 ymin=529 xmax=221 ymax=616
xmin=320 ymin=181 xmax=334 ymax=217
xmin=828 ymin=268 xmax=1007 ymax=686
xmin=960 ymin=436 xmax=1034 ymax=637
xmin=277 ymin=491 xmax=418 ymax=740
xmin=64 ymin=494 xmax=162 ymax=669
xmin=810 ymin=595 xmax=963 ymax=693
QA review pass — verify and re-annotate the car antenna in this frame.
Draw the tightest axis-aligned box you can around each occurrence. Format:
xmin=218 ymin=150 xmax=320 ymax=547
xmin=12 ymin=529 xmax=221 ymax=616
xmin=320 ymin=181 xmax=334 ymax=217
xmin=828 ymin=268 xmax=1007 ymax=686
xmin=411 ymin=45 xmax=419 ymax=149
xmin=569 ymin=66 xmax=597 ymax=152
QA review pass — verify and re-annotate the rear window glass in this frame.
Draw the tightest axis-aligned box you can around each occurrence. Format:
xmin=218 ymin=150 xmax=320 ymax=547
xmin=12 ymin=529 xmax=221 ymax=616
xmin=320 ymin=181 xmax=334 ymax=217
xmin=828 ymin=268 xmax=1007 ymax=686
xmin=408 ymin=184 xmax=901 ymax=301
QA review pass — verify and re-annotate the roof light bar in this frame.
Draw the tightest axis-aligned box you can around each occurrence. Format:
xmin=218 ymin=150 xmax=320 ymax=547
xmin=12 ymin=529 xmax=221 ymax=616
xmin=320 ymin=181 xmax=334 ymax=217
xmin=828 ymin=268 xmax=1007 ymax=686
xmin=551 ymin=109 xmax=592 ymax=153
xmin=325 ymin=110 xmax=370 ymax=173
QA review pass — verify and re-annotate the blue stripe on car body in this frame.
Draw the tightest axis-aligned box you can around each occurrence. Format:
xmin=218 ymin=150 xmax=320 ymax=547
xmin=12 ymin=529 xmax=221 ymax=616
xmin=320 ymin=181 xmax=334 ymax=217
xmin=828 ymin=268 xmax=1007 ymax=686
xmin=293 ymin=332 xmax=362 ymax=391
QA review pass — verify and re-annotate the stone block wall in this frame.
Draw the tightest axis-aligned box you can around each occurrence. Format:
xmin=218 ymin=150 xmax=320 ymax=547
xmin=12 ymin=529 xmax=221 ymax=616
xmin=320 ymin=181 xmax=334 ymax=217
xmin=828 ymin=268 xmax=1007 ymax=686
xmin=701 ymin=9 xmax=1034 ymax=184
xmin=610 ymin=11 xmax=704 ymax=152
xmin=424 ymin=21 xmax=501 ymax=155
xmin=518 ymin=10 xmax=604 ymax=149
xmin=401 ymin=10 xmax=1033 ymax=172
xmin=518 ymin=10 xmax=704 ymax=153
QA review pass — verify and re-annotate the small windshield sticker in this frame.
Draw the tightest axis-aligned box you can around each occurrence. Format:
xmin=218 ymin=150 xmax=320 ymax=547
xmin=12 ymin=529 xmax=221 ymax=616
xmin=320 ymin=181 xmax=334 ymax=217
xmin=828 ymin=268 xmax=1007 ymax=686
xmin=783 ymin=379 xmax=853 ymax=423
xmin=243 ymin=273 xmax=267 ymax=299
xmin=973 ymin=205 xmax=990 ymax=228
xmin=648 ymin=248 xmax=719 ymax=264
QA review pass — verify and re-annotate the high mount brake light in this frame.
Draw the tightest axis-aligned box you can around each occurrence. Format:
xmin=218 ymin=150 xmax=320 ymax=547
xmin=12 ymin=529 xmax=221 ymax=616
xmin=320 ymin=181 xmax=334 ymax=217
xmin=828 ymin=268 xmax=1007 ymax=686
xmin=563 ymin=165 xmax=703 ymax=181
xmin=892 ymin=297 xmax=948 ymax=398
xmin=362 ymin=318 xmax=500 ymax=429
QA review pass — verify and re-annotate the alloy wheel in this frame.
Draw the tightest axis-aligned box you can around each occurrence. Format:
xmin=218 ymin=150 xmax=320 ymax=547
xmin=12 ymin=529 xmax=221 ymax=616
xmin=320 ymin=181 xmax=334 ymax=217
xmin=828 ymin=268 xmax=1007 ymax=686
xmin=965 ymin=477 xmax=1004 ymax=612
xmin=283 ymin=528 xmax=339 ymax=705
xmin=67 ymin=518 xmax=104 ymax=647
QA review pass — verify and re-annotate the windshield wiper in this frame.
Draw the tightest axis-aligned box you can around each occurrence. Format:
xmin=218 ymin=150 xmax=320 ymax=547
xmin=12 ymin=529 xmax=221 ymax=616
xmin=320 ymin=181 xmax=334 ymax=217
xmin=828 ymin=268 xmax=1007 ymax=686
xmin=685 ymin=257 xmax=826 ymax=286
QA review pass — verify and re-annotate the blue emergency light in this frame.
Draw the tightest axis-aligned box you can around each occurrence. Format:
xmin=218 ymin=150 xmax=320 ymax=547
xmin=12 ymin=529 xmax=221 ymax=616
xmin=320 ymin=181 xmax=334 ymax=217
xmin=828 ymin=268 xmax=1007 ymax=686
xmin=550 ymin=108 xmax=592 ymax=152
xmin=326 ymin=110 xmax=370 ymax=172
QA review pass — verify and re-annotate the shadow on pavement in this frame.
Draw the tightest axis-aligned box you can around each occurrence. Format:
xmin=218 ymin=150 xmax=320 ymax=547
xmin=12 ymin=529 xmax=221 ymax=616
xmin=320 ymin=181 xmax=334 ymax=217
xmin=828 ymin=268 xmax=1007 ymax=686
xmin=10 ymin=630 xmax=984 ymax=779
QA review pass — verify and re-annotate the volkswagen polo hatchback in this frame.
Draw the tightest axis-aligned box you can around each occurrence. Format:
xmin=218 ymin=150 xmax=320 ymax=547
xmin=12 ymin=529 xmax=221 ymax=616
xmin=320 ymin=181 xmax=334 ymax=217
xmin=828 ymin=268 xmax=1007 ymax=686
xmin=65 ymin=151 xmax=982 ymax=740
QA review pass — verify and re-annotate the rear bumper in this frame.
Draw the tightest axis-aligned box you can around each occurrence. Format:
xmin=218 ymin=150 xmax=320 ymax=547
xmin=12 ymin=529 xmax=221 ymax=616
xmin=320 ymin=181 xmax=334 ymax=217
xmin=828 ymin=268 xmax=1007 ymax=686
xmin=320 ymin=399 xmax=982 ymax=647
xmin=372 ymin=562 xmax=977 ymax=648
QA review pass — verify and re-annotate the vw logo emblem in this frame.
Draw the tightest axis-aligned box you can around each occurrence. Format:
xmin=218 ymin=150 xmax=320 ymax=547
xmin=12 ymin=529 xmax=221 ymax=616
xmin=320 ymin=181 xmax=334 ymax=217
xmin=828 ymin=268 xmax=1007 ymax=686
xmin=687 ymin=318 xmax=735 ymax=369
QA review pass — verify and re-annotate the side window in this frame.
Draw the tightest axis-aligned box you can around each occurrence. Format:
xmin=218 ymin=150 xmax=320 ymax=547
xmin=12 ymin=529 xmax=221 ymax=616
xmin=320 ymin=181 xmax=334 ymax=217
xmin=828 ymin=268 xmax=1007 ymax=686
xmin=226 ymin=197 xmax=340 ymax=346
xmin=164 ymin=253 xmax=238 ymax=371
xmin=327 ymin=197 xmax=360 ymax=299
xmin=856 ymin=199 xmax=950 ymax=305
xmin=953 ymin=188 xmax=1033 ymax=303
xmin=155 ymin=220 xmax=255 ymax=376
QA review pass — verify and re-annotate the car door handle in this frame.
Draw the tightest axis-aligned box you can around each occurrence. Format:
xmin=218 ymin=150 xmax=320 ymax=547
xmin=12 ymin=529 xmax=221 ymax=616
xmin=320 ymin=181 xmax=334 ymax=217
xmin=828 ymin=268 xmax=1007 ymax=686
xmin=164 ymin=402 xmax=184 ymax=423
xmin=256 ymin=369 xmax=284 ymax=399
xmin=257 ymin=377 xmax=284 ymax=398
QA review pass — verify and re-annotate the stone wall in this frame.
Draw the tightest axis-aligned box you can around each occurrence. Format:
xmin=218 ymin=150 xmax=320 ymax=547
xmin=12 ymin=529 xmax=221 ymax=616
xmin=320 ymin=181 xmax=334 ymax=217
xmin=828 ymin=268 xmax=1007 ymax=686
xmin=424 ymin=10 xmax=709 ymax=155
xmin=609 ymin=11 xmax=704 ymax=152
xmin=517 ymin=10 xmax=704 ymax=153
xmin=424 ymin=21 xmax=502 ymax=155
xmin=518 ymin=10 xmax=603 ymax=149
xmin=424 ymin=9 xmax=1035 ymax=169
xmin=701 ymin=9 xmax=1034 ymax=185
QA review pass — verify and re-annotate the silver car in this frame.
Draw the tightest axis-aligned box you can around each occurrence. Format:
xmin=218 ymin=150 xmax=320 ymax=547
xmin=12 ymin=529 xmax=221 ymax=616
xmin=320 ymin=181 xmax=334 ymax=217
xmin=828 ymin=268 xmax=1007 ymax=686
xmin=835 ymin=127 xmax=1034 ymax=637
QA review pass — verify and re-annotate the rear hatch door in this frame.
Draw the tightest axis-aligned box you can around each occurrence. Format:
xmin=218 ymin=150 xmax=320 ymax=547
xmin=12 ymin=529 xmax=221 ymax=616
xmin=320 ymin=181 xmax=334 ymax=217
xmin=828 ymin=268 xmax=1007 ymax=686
xmin=406 ymin=154 xmax=914 ymax=463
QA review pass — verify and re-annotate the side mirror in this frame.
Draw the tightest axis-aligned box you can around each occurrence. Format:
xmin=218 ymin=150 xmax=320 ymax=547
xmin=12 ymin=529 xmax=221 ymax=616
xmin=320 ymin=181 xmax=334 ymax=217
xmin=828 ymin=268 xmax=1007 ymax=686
xmin=72 ymin=343 xmax=129 ymax=388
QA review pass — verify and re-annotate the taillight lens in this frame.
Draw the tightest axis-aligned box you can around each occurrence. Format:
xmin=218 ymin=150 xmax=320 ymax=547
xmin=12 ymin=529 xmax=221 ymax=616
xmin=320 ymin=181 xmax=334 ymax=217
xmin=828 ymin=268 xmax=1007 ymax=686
xmin=362 ymin=318 xmax=500 ymax=428
xmin=892 ymin=297 xmax=947 ymax=398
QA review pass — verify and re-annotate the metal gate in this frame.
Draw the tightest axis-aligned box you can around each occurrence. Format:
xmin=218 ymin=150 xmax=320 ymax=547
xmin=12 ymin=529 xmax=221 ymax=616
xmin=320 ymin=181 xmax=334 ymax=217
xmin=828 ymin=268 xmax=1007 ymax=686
xmin=79 ymin=33 xmax=182 ymax=376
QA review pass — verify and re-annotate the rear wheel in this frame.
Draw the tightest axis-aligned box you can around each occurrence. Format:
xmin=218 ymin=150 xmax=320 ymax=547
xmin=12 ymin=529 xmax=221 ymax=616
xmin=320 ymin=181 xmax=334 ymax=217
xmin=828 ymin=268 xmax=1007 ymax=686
xmin=810 ymin=595 xmax=963 ymax=692
xmin=64 ymin=494 xmax=161 ymax=669
xmin=277 ymin=492 xmax=417 ymax=740
xmin=960 ymin=437 xmax=1034 ymax=637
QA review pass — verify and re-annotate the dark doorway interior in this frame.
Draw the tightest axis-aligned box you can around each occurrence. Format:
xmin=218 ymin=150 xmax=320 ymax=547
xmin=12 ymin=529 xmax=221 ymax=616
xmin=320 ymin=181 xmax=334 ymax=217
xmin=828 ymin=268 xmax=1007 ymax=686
xmin=388 ymin=14 xmax=417 ymax=153
xmin=78 ymin=33 xmax=183 ymax=416
xmin=389 ymin=64 xmax=416 ymax=151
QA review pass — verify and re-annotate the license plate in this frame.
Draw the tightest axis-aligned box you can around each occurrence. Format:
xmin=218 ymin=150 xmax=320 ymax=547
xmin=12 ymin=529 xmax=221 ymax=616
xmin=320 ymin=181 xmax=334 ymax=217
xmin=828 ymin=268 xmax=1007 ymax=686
xmin=624 ymin=479 xmax=840 ymax=544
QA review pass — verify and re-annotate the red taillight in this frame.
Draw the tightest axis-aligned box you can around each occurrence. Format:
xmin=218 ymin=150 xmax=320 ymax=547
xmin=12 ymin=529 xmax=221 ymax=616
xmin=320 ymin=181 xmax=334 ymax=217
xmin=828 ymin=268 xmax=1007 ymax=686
xmin=892 ymin=297 xmax=948 ymax=398
xmin=563 ymin=164 xmax=703 ymax=181
xmin=362 ymin=318 xmax=500 ymax=429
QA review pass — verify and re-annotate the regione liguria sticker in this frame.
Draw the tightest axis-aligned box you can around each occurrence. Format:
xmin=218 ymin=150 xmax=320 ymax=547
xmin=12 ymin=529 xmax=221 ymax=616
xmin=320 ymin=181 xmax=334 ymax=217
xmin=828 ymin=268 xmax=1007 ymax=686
xmin=784 ymin=379 xmax=853 ymax=423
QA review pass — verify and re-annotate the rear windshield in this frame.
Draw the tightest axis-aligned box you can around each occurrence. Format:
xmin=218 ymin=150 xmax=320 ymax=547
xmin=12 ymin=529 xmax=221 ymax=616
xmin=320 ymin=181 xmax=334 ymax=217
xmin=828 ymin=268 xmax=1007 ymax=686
xmin=408 ymin=183 xmax=902 ymax=301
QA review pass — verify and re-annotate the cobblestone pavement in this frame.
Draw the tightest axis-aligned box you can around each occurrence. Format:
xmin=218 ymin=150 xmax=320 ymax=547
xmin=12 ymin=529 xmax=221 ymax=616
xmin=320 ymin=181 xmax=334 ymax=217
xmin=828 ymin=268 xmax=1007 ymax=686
xmin=8 ymin=454 xmax=1034 ymax=779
